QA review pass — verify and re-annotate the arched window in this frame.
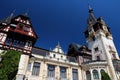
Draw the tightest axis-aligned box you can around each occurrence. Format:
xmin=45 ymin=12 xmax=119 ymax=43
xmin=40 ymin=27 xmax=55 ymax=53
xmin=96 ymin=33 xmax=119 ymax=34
xmin=93 ymin=69 xmax=99 ymax=79
xmin=100 ymin=69 xmax=105 ymax=74
xmin=86 ymin=71 xmax=91 ymax=80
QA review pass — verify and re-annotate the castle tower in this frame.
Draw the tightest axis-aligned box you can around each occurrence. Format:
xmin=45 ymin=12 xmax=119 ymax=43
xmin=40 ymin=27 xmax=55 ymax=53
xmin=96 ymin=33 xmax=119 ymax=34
xmin=84 ymin=6 xmax=119 ymax=80
xmin=0 ymin=12 xmax=38 ymax=80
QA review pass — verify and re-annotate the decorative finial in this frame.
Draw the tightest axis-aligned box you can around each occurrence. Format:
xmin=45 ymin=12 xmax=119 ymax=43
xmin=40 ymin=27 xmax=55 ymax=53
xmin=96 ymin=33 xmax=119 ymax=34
xmin=50 ymin=47 xmax=52 ymax=51
xmin=88 ymin=4 xmax=93 ymax=13
xmin=9 ymin=9 xmax=16 ymax=18
xmin=56 ymin=41 xmax=61 ymax=48
xmin=5 ymin=9 xmax=16 ymax=23
xmin=58 ymin=41 xmax=60 ymax=46
xmin=24 ymin=9 xmax=29 ymax=16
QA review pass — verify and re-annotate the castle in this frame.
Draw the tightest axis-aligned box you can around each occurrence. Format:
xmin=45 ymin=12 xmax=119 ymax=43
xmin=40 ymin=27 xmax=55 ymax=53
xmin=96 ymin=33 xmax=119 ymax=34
xmin=0 ymin=6 xmax=120 ymax=80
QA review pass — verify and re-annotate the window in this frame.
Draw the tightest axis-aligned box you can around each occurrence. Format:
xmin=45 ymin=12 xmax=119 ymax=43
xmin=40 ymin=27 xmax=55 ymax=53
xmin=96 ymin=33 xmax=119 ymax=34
xmin=86 ymin=71 xmax=91 ymax=80
xmin=0 ymin=33 xmax=4 ymax=41
xmin=25 ymin=41 xmax=32 ymax=47
xmin=93 ymin=70 xmax=99 ymax=79
xmin=100 ymin=69 xmax=105 ymax=74
xmin=47 ymin=65 xmax=55 ymax=77
xmin=94 ymin=47 xmax=98 ymax=52
xmin=72 ymin=69 xmax=78 ymax=80
xmin=12 ymin=40 xmax=19 ymax=47
xmin=24 ymin=26 xmax=30 ymax=32
xmin=53 ymin=54 xmax=56 ymax=58
xmin=32 ymin=62 xmax=40 ymax=76
xmin=112 ymin=54 xmax=116 ymax=59
xmin=61 ymin=56 xmax=63 ymax=59
xmin=19 ymin=41 xmax=25 ymax=48
xmin=96 ymin=56 xmax=100 ymax=61
xmin=27 ymin=62 xmax=31 ymax=71
xmin=60 ymin=67 xmax=66 ymax=79
xmin=5 ymin=38 xmax=12 ymax=45
xmin=18 ymin=23 xmax=24 ymax=29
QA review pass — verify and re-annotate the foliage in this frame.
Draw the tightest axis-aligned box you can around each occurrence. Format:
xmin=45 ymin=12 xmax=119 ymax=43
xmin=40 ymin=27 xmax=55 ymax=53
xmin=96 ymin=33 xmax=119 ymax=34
xmin=0 ymin=50 xmax=21 ymax=80
xmin=101 ymin=72 xmax=111 ymax=80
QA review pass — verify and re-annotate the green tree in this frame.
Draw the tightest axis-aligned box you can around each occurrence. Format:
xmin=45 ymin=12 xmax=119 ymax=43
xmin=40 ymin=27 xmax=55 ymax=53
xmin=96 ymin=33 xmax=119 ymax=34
xmin=101 ymin=72 xmax=111 ymax=80
xmin=0 ymin=50 xmax=21 ymax=80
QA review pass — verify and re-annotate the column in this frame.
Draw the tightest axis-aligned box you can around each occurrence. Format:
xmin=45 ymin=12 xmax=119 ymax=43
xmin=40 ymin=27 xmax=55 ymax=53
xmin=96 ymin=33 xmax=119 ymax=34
xmin=40 ymin=62 xmax=46 ymax=80
xmin=16 ymin=54 xmax=29 ymax=80
xmin=66 ymin=67 xmax=71 ymax=80
xmin=98 ymin=68 xmax=101 ymax=80
xmin=55 ymin=66 xmax=60 ymax=79
xmin=78 ymin=67 xmax=83 ymax=80
xmin=90 ymin=69 xmax=94 ymax=80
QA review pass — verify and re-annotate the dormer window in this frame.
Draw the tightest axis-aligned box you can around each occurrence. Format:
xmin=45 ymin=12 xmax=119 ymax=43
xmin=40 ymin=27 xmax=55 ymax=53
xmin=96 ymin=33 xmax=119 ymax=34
xmin=27 ymin=20 xmax=30 ymax=25
xmin=96 ymin=56 xmax=100 ymax=60
xmin=18 ymin=23 xmax=24 ymax=29
xmin=53 ymin=54 xmax=56 ymax=58
xmin=24 ymin=26 xmax=30 ymax=32
xmin=94 ymin=47 xmax=98 ymax=52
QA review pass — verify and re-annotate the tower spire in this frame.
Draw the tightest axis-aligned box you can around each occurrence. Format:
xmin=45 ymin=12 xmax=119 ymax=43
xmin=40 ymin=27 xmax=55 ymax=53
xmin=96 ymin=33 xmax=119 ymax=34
xmin=88 ymin=4 xmax=93 ymax=13
xmin=3 ymin=9 xmax=15 ymax=24
xmin=87 ymin=4 xmax=97 ymax=27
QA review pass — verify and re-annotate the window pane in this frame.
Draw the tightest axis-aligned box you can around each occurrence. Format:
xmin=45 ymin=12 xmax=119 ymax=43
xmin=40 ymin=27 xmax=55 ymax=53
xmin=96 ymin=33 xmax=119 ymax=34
xmin=19 ymin=41 xmax=25 ymax=48
xmin=32 ymin=62 xmax=40 ymax=76
xmin=27 ymin=62 xmax=31 ymax=71
xmin=72 ymin=69 xmax=78 ymax=80
xmin=93 ymin=70 xmax=99 ymax=79
xmin=12 ymin=40 xmax=19 ymax=47
xmin=5 ymin=38 xmax=12 ymax=45
xmin=86 ymin=71 xmax=91 ymax=80
xmin=24 ymin=26 xmax=30 ymax=32
xmin=60 ymin=67 xmax=66 ymax=78
xmin=47 ymin=65 xmax=55 ymax=77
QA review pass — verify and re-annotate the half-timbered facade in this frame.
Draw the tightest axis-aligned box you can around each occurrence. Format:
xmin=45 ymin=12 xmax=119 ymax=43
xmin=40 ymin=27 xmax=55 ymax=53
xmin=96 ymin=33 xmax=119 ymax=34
xmin=0 ymin=13 xmax=37 ymax=54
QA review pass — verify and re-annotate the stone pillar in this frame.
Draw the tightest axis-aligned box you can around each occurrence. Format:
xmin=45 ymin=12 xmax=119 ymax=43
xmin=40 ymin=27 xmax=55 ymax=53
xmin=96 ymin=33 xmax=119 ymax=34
xmin=90 ymin=69 xmax=94 ymax=80
xmin=40 ymin=61 xmax=46 ymax=80
xmin=98 ymin=68 xmax=101 ymax=80
xmin=68 ymin=67 xmax=72 ymax=80
xmin=55 ymin=65 xmax=60 ymax=79
xmin=16 ymin=54 xmax=29 ymax=80
xmin=78 ymin=68 xmax=82 ymax=80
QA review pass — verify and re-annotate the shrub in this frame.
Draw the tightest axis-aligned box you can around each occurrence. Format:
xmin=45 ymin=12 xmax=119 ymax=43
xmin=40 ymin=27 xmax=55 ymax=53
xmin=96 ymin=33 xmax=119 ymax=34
xmin=101 ymin=72 xmax=111 ymax=80
xmin=0 ymin=50 xmax=21 ymax=80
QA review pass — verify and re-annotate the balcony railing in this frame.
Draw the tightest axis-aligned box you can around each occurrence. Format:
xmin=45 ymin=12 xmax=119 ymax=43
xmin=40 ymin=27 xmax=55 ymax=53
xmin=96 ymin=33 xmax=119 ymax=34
xmin=82 ymin=60 xmax=107 ymax=64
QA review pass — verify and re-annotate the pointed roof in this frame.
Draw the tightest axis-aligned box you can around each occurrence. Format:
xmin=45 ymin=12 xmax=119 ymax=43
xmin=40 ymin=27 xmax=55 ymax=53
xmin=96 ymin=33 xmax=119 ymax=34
xmin=97 ymin=17 xmax=106 ymax=25
xmin=0 ymin=10 xmax=15 ymax=25
xmin=53 ymin=42 xmax=64 ymax=54
xmin=87 ymin=5 xmax=97 ymax=28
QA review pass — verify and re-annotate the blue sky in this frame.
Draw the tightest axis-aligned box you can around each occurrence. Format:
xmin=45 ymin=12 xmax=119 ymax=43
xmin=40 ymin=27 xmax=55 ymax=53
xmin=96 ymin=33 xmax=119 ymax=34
xmin=0 ymin=0 xmax=120 ymax=54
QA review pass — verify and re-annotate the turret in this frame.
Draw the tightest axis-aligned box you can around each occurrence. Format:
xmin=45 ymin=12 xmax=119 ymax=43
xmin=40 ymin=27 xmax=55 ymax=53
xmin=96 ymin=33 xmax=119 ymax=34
xmin=84 ymin=5 xmax=119 ymax=80
xmin=0 ymin=12 xmax=38 ymax=54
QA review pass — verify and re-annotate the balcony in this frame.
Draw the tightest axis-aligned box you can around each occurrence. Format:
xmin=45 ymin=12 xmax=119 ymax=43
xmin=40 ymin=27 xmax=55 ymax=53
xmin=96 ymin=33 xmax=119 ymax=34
xmin=81 ymin=60 xmax=107 ymax=70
